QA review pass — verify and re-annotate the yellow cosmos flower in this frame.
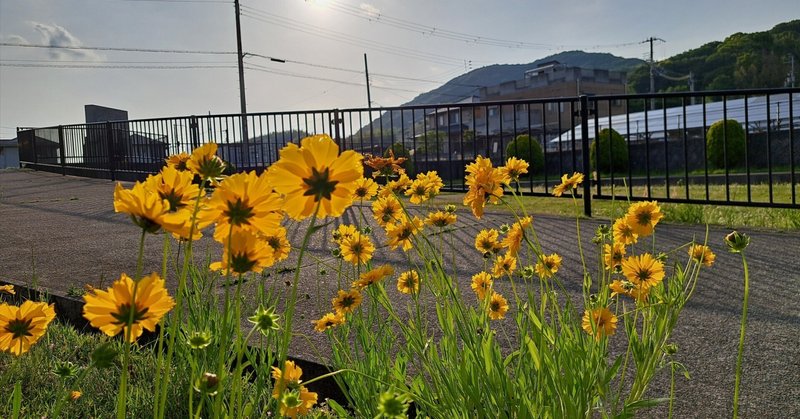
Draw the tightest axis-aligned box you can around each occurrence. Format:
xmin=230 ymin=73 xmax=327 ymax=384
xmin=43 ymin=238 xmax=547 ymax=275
xmin=271 ymin=360 xmax=304 ymax=396
xmin=332 ymin=289 xmax=363 ymax=315
xmin=625 ymin=201 xmax=663 ymax=237
xmin=313 ymin=312 xmax=345 ymax=332
xmin=604 ymin=242 xmax=626 ymax=271
xmin=201 ymin=170 xmax=283 ymax=242
xmin=582 ymin=307 xmax=618 ymax=341
xmin=166 ymin=152 xmax=191 ymax=171
xmin=405 ymin=178 xmax=433 ymax=204
xmin=499 ymin=157 xmax=529 ymax=184
xmin=114 ymin=182 xmax=193 ymax=237
xmin=83 ymin=273 xmax=175 ymax=343
xmin=492 ymin=253 xmax=518 ymax=278
xmin=475 ymin=229 xmax=502 ymax=256
xmin=332 ymin=224 xmax=359 ymax=245
xmin=621 ymin=253 xmax=665 ymax=290
xmin=352 ymin=265 xmax=394 ymax=290
xmin=70 ymin=390 xmax=82 ymax=401
xmin=145 ymin=166 xmax=201 ymax=212
xmin=463 ymin=156 xmax=505 ymax=219
xmin=612 ymin=217 xmax=639 ymax=246
xmin=340 ymin=233 xmax=375 ymax=266
xmin=0 ymin=300 xmax=55 ymax=356
xmin=262 ymin=226 xmax=292 ymax=262
xmin=487 ymin=292 xmax=509 ymax=320
xmin=378 ymin=172 xmax=412 ymax=198
xmin=372 ymin=196 xmax=406 ymax=227
xmin=415 ymin=171 xmax=444 ymax=198
xmin=268 ymin=134 xmax=364 ymax=220
xmin=425 ymin=211 xmax=457 ymax=228
xmin=385 ymin=217 xmax=423 ymax=251
xmin=609 ymin=279 xmax=650 ymax=302
xmin=353 ymin=177 xmax=379 ymax=200
xmin=534 ymin=253 xmax=562 ymax=279
xmin=186 ymin=143 xmax=225 ymax=180
xmin=0 ymin=284 xmax=15 ymax=295
xmin=552 ymin=172 xmax=584 ymax=197
xmin=397 ymin=270 xmax=420 ymax=294
xmin=210 ymin=229 xmax=275 ymax=274
xmin=501 ymin=217 xmax=531 ymax=257
xmin=688 ymin=244 xmax=716 ymax=267
xmin=470 ymin=272 xmax=493 ymax=300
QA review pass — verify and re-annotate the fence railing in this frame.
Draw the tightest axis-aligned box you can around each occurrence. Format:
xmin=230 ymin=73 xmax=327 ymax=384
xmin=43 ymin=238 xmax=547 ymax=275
xmin=18 ymin=87 xmax=799 ymax=215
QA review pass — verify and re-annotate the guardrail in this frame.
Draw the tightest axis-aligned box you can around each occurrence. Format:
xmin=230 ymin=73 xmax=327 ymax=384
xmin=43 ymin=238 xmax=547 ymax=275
xmin=17 ymin=87 xmax=799 ymax=215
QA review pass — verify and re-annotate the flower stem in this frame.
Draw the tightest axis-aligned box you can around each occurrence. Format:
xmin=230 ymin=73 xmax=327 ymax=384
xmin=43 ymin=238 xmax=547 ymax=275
xmin=732 ymin=251 xmax=749 ymax=419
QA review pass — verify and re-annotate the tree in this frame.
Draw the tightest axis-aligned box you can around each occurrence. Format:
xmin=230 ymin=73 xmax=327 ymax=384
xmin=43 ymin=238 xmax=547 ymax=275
xmin=505 ymin=134 xmax=544 ymax=175
xmin=706 ymin=119 xmax=746 ymax=168
xmin=416 ymin=131 xmax=446 ymax=158
xmin=589 ymin=128 xmax=629 ymax=173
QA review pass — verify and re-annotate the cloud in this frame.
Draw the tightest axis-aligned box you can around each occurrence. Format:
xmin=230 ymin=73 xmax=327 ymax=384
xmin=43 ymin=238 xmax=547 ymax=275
xmin=359 ymin=3 xmax=380 ymax=19
xmin=30 ymin=22 xmax=102 ymax=61
xmin=1 ymin=34 xmax=30 ymax=44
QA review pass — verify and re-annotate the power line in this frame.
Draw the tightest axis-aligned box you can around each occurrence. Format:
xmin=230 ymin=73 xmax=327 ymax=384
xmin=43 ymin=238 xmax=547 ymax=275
xmin=0 ymin=63 xmax=236 ymax=70
xmin=0 ymin=42 xmax=236 ymax=55
xmin=1 ymin=58 xmax=234 ymax=64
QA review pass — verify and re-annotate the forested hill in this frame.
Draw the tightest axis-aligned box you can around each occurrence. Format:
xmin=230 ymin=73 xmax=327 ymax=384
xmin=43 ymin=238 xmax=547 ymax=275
xmin=628 ymin=20 xmax=800 ymax=93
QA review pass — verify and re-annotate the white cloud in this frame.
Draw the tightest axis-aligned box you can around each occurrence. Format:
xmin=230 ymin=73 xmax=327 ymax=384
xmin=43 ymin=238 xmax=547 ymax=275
xmin=359 ymin=3 xmax=380 ymax=19
xmin=1 ymin=34 xmax=29 ymax=44
xmin=30 ymin=21 xmax=102 ymax=61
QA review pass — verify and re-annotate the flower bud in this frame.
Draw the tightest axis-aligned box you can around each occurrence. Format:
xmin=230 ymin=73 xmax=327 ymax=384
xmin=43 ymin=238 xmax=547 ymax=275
xmin=724 ymin=231 xmax=750 ymax=253
xmin=194 ymin=372 xmax=220 ymax=396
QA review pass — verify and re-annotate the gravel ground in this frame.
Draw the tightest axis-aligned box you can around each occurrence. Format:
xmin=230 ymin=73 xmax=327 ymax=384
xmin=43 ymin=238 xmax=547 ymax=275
xmin=1 ymin=169 xmax=798 ymax=418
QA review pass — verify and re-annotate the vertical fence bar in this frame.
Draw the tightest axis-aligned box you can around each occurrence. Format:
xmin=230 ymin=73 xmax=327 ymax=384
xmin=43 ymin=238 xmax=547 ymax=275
xmin=790 ymin=92 xmax=796 ymax=205
xmin=580 ymin=95 xmax=592 ymax=217
xmin=682 ymin=97 xmax=690 ymax=200
xmin=744 ymin=95 xmax=752 ymax=203
xmin=105 ymin=122 xmax=116 ymax=181
xmin=766 ymin=93 xmax=773 ymax=203
xmin=662 ymin=97 xmax=670 ymax=200
xmin=58 ymin=125 xmax=66 ymax=176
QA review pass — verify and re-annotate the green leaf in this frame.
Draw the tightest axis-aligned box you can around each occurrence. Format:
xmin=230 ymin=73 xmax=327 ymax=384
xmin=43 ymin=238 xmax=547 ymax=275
xmin=11 ymin=381 xmax=22 ymax=419
xmin=624 ymin=397 xmax=671 ymax=410
xmin=308 ymin=220 xmax=333 ymax=236
xmin=327 ymin=399 xmax=349 ymax=416
xmin=604 ymin=354 xmax=625 ymax=385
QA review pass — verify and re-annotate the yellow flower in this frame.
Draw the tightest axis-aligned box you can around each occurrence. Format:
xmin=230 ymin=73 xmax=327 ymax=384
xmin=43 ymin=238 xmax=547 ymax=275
xmin=604 ymin=242 xmax=626 ymax=271
xmin=609 ymin=279 xmax=650 ymax=302
xmin=271 ymin=360 xmax=304 ymax=396
xmin=352 ymin=265 xmax=394 ymax=290
xmin=463 ymin=156 xmax=505 ymax=219
xmin=385 ymin=217 xmax=423 ymax=251
xmin=353 ymin=177 xmax=379 ymax=200
xmin=113 ymin=182 xmax=193 ymax=237
xmin=165 ymin=152 xmax=191 ymax=171
xmin=262 ymin=226 xmax=292 ymax=262
xmin=313 ymin=312 xmax=345 ymax=332
xmin=201 ymin=171 xmax=284 ymax=243
xmin=279 ymin=387 xmax=318 ymax=418
xmin=621 ymin=253 xmax=665 ymax=290
xmin=534 ymin=253 xmax=562 ymax=279
xmin=332 ymin=224 xmax=359 ymax=245
xmin=624 ymin=201 xmax=663 ymax=237
xmin=405 ymin=178 xmax=432 ymax=204
xmin=186 ymin=143 xmax=226 ymax=180
xmin=499 ymin=157 xmax=529 ymax=184
xmin=492 ymin=253 xmax=517 ymax=278
xmin=340 ymin=233 xmax=375 ymax=266
xmin=397 ymin=270 xmax=420 ymax=294
xmin=612 ymin=217 xmax=639 ymax=246
xmin=688 ymin=244 xmax=716 ymax=267
xmin=470 ymin=272 xmax=493 ymax=300
xmin=501 ymin=217 xmax=531 ymax=257
xmin=378 ymin=172 xmax=412 ymax=198
xmin=425 ymin=211 xmax=457 ymax=227
xmin=268 ymin=134 xmax=364 ymax=220
xmin=475 ymin=229 xmax=502 ymax=255
xmin=145 ymin=166 xmax=201 ymax=212
xmin=332 ymin=289 xmax=363 ymax=315
xmin=0 ymin=284 xmax=15 ymax=295
xmin=487 ymin=292 xmax=509 ymax=320
xmin=70 ymin=390 xmax=82 ymax=401
xmin=552 ymin=172 xmax=584 ymax=197
xmin=0 ymin=301 xmax=55 ymax=356
xmin=372 ymin=196 xmax=406 ymax=227
xmin=416 ymin=171 xmax=444 ymax=198
xmin=582 ymin=307 xmax=618 ymax=341
xmin=210 ymin=229 xmax=275 ymax=274
xmin=82 ymin=273 xmax=175 ymax=343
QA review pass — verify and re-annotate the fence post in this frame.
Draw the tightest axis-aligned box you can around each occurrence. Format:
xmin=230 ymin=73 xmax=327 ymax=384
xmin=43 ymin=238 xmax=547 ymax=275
xmin=106 ymin=122 xmax=116 ymax=181
xmin=31 ymin=129 xmax=38 ymax=166
xmin=189 ymin=116 xmax=200 ymax=150
xmin=58 ymin=125 xmax=66 ymax=176
xmin=580 ymin=95 xmax=592 ymax=217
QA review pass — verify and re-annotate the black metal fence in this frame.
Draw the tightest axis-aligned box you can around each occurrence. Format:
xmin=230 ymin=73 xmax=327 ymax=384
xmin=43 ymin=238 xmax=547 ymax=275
xmin=17 ymin=88 xmax=799 ymax=215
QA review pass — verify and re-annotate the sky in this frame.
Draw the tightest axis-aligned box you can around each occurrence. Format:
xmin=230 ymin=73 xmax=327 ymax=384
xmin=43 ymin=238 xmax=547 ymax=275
xmin=0 ymin=0 xmax=796 ymax=138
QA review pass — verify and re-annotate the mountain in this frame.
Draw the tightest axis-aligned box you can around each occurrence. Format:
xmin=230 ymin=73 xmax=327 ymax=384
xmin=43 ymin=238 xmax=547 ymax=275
xmin=404 ymin=51 xmax=645 ymax=106
xmin=627 ymin=20 xmax=800 ymax=92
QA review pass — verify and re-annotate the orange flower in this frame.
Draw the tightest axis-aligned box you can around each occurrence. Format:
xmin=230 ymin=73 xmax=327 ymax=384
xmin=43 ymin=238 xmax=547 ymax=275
xmin=582 ymin=307 xmax=618 ymax=341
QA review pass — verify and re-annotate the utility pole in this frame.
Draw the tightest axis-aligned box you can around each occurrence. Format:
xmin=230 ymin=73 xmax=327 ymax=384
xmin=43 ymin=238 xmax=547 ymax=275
xmin=643 ymin=36 xmax=665 ymax=110
xmin=234 ymin=0 xmax=250 ymax=167
xmin=787 ymin=54 xmax=796 ymax=88
xmin=364 ymin=53 xmax=372 ymax=109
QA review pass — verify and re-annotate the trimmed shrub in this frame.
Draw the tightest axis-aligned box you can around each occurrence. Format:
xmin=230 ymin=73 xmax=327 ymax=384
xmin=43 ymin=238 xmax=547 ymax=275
xmin=384 ymin=142 xmax=414 ymax=175
xmin=589 ymin=128 xmax=629 ymax=173
xmin=505 ymin=134 xmax=544 ymax=175
xmin=706 ymin=119 xmax=746 ymax=168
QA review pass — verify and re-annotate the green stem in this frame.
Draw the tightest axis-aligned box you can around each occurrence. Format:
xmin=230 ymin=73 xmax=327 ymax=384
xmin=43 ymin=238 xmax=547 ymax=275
xmin=669 ymin=361 xmax=676 ymax=419
xmin=732 ymin=251 xmax=749 ymax=419
xmin=117 ymin=229 xmax=147 ymax=419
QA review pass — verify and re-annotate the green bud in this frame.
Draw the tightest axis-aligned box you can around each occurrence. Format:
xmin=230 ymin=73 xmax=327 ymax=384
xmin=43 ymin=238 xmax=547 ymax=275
xmin=248 ymin=305 xmax=280 ymax=335
xmin=664 ymin=343 xmax=679 ymax=355
xmin=444 ymin=204 xmax=457 ymax=213
xmin=193 ymin=372 xmax=220 ymax=396
xmin=187 ymin=330 xmax=213 ymax=350
xmin=376 ymin=391 xmax=411 ymax=418
xmin=724 ymin=231 xmax=750 ymax=253
xmin=362 ymin=226 xmax=373 ymax=235
xmin=53 ymin=361 xmax=79 ymax=378
xmin=499 ymin=224 xmax=511 ymax=234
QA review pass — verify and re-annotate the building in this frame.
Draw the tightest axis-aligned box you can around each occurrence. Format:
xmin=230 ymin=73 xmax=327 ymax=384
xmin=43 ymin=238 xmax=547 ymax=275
xmin=0 ymin=138 xmax=19 ymax=169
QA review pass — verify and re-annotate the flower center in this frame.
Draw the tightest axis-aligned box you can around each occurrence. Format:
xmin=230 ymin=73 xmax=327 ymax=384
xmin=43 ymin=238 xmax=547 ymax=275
xmin=303 ymin=167 xmax=339 ymax=202
xmin=111 ymin=303 xmax=149 ymax=326
xmin=230 ymin=252 xmax=258 ymax=273
xmin=5 ymin=318 xmax=33 ymax=339
xmin=350 ymin=242 xmax=363 ymax=255
xmin=491 ymin=301 xmax=501 ymax=311
xmin=267 ymin=237 xmax=282 ymax=250
xmin=225 ymin=198 xmax=254 ymax=226
xmin=160 ymin=190 xmax=185 ymax=211
xmin=340 ymin=296 xmax=355 ymax=308
xmin=636 ymin=268 xmax=651 ymax=282
xmin=636 ymin=212 xmax=652 ymax=226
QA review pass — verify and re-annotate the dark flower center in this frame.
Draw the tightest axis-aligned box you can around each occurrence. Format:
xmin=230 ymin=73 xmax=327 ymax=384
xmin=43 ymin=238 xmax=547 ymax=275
xmin=636 ymin=212 xmax=652 ymax=226
xmin=230 ymin=252 xmax=258 ymax=273
xmin=160 ymin=190 xmax=185 ymax=211
xmin=111 ymin=303 xmax=149 ymax=326
xmin=339 ymin=296 xmax=355 ymax=308
xmin=303 ymin=167 xmax=339 ymax=202
xmin=5 ymin=318 xmax=33 ymax=339
xmin=225 ymin=198 xmax=254 ymax=226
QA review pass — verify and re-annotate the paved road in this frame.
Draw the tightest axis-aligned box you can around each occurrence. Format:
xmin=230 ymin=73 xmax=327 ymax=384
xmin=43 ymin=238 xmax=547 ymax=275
xmin=1 ymin=169 xmax=798 ymax=418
